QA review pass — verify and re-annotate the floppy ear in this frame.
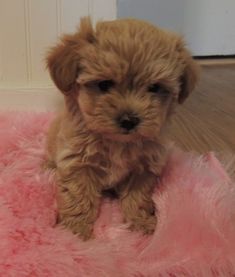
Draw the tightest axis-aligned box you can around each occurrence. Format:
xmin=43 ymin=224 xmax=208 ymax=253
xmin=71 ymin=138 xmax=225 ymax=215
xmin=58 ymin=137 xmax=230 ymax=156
xmin=46 ymin=36 xmax=80 ymax=94
xmin=46 ymin=17 xmax=95 ymax=94
xmin=178 ymin=48 xmax=200 ymax=104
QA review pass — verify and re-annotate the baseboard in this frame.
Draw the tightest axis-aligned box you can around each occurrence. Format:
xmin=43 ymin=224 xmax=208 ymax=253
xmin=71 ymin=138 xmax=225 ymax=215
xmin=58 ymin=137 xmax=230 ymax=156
xmin=195 ymin=56 xmax=235 ymax=66
xmin=0 ymin=88 xmax=63 ymax=111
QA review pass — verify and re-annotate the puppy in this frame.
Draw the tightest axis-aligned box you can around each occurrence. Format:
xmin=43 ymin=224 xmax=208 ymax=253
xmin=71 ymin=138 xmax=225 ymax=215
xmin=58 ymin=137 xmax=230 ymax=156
xmin=46 ymin=17 xmax=198 ymax=240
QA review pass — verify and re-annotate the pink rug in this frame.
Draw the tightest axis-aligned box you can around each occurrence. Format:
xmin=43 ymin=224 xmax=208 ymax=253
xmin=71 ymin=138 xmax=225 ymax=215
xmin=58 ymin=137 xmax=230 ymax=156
xmin=0 ymin=112 xmax=235 ymax=276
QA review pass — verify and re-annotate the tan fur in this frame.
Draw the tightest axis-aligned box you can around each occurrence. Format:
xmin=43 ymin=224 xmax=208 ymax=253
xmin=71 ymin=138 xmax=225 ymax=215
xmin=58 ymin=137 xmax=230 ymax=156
xmin=46 ymin=17 xmax=199 ymax=240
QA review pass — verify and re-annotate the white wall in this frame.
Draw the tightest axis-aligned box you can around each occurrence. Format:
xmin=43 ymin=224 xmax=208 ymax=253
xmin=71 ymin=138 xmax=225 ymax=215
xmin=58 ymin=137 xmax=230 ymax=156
xmin=0 ymin=0 xmax=116 ymax=111
xmin=118 ymin=0 xmax=235 ymax=56
xmin=0 ymin=0 xmax=116 ymax=90
xmin=183 ymin=0 xmax=235 ymax=56
xmin=118 ymin=0 xmax=184 ymax=34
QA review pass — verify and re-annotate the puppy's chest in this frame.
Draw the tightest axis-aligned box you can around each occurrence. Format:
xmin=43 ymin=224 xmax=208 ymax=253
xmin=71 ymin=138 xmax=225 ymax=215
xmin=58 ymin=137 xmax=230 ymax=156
xmin=95 ymin=144 xmax=141 ymax=188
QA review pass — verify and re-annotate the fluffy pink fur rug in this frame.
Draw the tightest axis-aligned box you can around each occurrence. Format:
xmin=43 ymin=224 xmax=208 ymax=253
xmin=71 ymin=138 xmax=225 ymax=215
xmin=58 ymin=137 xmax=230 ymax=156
xmin=0 ymin=112 xmax=235 ymax=276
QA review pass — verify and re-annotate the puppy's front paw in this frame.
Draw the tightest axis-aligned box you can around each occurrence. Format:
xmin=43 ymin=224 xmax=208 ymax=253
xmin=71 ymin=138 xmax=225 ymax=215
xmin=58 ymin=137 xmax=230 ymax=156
xmin=129 ymin=214 xmax=157 ymax=235
xmin=58 ymin=215 xmax=94 ymax=240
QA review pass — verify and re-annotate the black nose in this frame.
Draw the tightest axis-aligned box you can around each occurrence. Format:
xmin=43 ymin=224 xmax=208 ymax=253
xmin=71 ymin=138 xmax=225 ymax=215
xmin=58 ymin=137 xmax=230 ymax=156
xmin=118 ymin=113 xmax=140 ymax=131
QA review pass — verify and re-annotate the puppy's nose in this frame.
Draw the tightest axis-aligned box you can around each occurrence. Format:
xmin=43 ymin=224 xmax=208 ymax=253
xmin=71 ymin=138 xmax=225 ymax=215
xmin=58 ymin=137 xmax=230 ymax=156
xmin=118 ymin=113 xmax=140 ymax=131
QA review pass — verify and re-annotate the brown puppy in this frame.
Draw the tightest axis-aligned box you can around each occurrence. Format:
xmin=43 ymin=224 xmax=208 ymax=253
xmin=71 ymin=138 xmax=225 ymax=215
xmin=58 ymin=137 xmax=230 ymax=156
xmin=46 ymin=17 xmax=199 ymax=240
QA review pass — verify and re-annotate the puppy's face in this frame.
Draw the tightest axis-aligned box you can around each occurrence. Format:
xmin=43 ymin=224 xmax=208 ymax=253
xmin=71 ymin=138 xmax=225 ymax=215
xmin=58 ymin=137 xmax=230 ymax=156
xmin=47 ymin=18 xmax=199 ymax=141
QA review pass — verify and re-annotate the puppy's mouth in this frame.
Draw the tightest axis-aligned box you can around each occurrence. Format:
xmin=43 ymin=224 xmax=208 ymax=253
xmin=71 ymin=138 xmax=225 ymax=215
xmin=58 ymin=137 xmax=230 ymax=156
xmin=84 ymin=113 xmax=156 ymax=142
xmin=103 ymin=132 xmax=140 ymax=142
xmin=99 ymin=125 xmax=140 ymax=141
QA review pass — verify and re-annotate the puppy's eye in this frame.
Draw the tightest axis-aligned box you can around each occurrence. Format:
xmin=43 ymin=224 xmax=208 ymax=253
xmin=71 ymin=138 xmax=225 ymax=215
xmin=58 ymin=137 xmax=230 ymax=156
xmin=148 ymin=83 xmax=169 ymax=96
xmin=148 ymin=83 xmax=162 ymax=93
xmin=98 ymin=80 xmax=115 ymax=92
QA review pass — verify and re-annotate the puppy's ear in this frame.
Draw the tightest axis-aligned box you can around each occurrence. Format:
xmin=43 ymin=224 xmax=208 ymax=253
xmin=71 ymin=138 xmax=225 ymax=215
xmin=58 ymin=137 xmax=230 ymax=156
xmin=46 ymin=37 xmax=79 ymax=94
xmin=46 ymin=17 xmax=95 ymax=94
xmin=178 ymin=47 xmax=199 ymax=104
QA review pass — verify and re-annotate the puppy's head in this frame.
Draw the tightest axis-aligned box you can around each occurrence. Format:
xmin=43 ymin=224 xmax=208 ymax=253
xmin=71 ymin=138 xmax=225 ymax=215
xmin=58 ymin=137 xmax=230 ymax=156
xmin=47 ymin=17 xmax=199 ymax=141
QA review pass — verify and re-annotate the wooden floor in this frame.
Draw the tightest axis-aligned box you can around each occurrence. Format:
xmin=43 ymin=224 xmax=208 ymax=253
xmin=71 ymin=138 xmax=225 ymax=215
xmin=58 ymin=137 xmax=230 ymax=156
xmin=169 ymin=64 xmax=235 ymax=155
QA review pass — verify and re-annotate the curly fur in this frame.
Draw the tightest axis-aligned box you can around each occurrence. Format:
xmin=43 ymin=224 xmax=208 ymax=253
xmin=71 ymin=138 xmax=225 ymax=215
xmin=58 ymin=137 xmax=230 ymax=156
xmin=46 ymin=17 xmax=199 ymax=240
